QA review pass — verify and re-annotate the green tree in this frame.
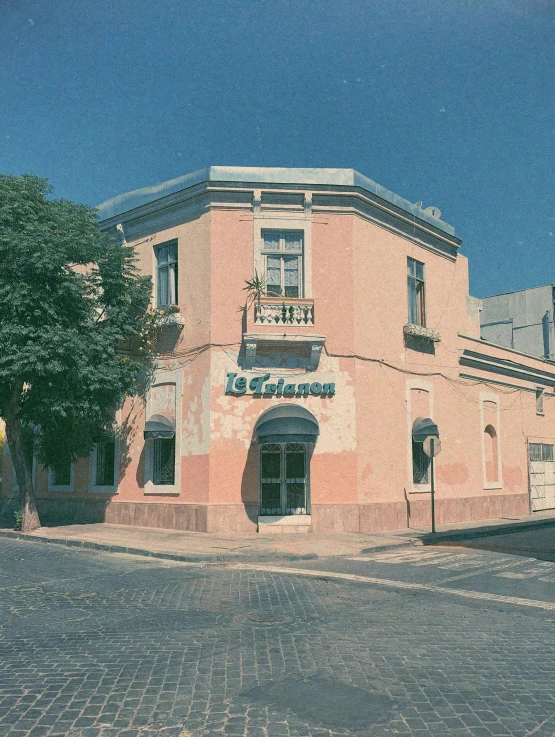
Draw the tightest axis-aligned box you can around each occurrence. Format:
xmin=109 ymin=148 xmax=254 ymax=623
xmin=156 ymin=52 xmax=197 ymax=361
xmin=0 ymin=174 xmax=155 ymax=531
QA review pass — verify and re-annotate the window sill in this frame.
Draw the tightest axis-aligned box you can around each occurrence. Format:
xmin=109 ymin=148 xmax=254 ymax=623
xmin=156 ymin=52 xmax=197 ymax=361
xmin=155 ymin=313 xmax=185 ymax=329
xmin=410 ymin=484 xmax=432 ymax=494
xmin=48 ymin=486 xmax=74 ymax=493
xmin=88 ymin=486 xmax=119 ymax=494
xmin=144 ymin=483 xmax=179 ymax=496
xmin=404 ymin=324 xmax=441 ymax=343
xmin=483 ymin=482 xmax=503 ymax=490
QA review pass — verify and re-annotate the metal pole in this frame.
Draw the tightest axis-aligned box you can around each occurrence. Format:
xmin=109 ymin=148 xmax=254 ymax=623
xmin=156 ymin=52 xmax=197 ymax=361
xmin=430 ymin=438 xmax=436 ymax=534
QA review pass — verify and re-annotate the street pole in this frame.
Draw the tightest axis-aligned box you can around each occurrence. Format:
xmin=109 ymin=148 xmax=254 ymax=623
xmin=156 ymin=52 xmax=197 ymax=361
xmin=430 ymin=438 xmax=436 ymax=534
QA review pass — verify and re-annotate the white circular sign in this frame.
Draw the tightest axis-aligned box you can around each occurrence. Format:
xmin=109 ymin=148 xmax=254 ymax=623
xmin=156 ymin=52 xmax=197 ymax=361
xmin=423 ymin=436 xmax=441 ymax=457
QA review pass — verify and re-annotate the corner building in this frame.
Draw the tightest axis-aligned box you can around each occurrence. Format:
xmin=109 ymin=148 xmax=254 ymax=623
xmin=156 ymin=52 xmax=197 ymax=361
xmin=3 ymin=167 xmax=555 ymax=530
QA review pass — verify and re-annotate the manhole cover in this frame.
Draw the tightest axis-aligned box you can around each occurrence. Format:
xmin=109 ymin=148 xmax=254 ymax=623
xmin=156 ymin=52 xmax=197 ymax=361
xmin=234 ymin=612 xmax=294 ymax=627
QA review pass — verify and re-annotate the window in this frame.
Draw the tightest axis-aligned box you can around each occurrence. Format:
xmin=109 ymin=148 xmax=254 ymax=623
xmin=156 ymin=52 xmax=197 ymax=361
xmin=536 ymin=388 xmax=545 ymax=416
xmin=262 ymin=230 xmax=303 ymax=298
xmin=48 ymin=457 xmax=74 ymax=491
xmin=156 ymin=241 xmax=178 ymax=308
xmin=152 ymin=437 xmax=175 ymax=485
xmin=94 ymin=437 xmax=116 ymax=487
xmin=412 ymin=439 xmax=430 ymax=484
xmin=484 ymin=425 xmax=499 ymax=483
xmin=407 ymin=257 xmax=426 ymax=326
xmin=530 ymin=443 xmax=554 ymax=462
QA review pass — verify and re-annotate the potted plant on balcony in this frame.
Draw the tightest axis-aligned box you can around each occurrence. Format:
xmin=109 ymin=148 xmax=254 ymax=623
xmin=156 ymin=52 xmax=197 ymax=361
xmin=153 ymin=304 xmax=180 ymax=317
xmin=242 ymin=271 xmax=266 ymax=323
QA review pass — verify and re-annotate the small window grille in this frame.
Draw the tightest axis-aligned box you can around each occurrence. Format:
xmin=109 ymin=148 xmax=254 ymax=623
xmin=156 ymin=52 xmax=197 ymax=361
xmin=412 ymin=440 xmax=430 ymax=484
xmin=153 ymin=437 xmax=175 ymax=485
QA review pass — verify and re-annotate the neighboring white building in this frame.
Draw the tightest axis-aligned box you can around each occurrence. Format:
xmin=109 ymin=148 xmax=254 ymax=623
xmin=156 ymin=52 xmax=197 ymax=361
xmin=481 ymin=285 xmax=555 ymax=360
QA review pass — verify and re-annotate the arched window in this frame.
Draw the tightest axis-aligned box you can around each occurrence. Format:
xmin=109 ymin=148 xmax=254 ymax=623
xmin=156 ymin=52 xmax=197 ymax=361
xmin=484 ymin=424 xmax=498 ymax=483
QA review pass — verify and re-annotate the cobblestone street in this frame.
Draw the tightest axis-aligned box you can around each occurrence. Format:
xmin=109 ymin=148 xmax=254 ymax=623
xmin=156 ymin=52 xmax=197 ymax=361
xmin=1 ymin=537 xmax=554 ymax=737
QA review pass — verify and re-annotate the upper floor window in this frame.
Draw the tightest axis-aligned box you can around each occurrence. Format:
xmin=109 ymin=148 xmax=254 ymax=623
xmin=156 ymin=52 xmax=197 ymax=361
xmin=536 ymin=387 xmax=545 ymax=416
xmin=156 ymin=241 xmax=178 ymax=308
xmin=407 ymin=257 xmax=426 ymax=326
xmin=262 ymin=230 xmax=303 ymax=298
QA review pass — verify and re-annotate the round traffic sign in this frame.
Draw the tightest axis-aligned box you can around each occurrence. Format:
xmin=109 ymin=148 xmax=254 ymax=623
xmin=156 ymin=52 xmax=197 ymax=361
xmin=423 ymin=436 xmax=441 ymax=457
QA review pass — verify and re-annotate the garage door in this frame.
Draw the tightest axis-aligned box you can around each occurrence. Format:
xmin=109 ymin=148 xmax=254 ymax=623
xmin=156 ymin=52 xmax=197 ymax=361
xmin=529 ymin=443 xmax=555 ymax=511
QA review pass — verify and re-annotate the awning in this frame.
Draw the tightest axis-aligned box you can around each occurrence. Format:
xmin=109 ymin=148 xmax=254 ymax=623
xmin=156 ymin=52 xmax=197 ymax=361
xmin=254 ymin=405 xmax=319 ymax=444
xmin=144 ymin=414 xmax=176 ymax=439
xmin=412 ymin=417 xmax=439 ymax=443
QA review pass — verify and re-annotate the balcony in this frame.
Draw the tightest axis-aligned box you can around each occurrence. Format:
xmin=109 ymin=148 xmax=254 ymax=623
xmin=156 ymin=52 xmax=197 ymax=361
xmin=244 ymin=298 xmax=324 ymax=370
xmin=403 ymin=323 xmax=440 ymax=343
xmin=153 ymin=307 xmax=185 ymax=330
xmin=253 ymin=297 xmax=315 ymax=326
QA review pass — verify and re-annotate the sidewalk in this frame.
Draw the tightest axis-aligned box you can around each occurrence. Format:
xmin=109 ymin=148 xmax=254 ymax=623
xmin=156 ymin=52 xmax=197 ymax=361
xmin=2 ymin=508 xmax=555 ymax=563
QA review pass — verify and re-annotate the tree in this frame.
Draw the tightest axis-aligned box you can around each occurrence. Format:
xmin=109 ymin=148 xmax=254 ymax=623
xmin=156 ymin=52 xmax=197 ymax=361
xmin=0 ymin=174 xmax=155 ymax=531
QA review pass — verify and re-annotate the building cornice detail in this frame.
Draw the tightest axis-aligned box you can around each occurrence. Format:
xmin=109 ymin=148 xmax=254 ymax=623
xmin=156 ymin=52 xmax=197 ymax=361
xmin=99 ymin=180 xmax=460 ymax=257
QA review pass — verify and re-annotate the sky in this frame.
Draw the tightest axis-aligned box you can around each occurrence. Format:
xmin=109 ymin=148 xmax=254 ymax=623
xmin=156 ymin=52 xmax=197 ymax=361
xmin=1 ymin=0 xmax=553 ymax=298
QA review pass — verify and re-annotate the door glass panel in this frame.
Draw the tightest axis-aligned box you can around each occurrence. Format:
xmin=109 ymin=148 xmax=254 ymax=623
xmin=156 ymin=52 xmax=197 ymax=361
xmin=261 ymin=447 xmax=281 ymax=478
xmin=285 ymin=443 xmax=306 ymax=514
xmin=261 ymin=483 xmax=281 ymax=515
xmin=285 ymin=446 xmax=305 ymax=478
xmin=286 ymin=484 xmax=306 ymax=514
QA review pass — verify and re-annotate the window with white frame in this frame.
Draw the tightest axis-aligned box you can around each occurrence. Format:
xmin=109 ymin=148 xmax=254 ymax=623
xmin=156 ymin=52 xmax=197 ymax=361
xmin=93 ymin=436 xmax=116 ymax=487
xmin=48 ymin=458 xmax=73 ymax=491
xmin=407 ymin=257 xmax=426 ymax=326
xmin=262 ymin=230 xmax=303 ymax=298
xmin=152 ymin=437 xmax=175 ymax=485
xmin=156 ymin=241 xmax=178 ymax=308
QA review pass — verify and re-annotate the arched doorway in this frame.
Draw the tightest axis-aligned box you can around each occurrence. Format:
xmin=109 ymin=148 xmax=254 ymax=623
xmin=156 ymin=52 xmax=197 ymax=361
xmin=254 ymin=405 xmax=319 ymax=517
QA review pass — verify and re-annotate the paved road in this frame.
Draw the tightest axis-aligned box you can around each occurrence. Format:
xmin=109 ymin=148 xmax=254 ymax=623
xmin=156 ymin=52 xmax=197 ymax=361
xmin=0 ymin=536 xmax=554 ymax=737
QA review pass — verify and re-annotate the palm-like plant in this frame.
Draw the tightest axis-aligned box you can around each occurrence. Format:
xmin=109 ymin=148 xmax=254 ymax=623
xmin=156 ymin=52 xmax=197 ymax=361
xmin=242 ymin=270 xmax=267 ymax=310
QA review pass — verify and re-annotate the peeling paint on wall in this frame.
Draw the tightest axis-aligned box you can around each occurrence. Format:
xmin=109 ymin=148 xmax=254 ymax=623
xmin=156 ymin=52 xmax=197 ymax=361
xmin=181 ymin=373 xmax=210 ymax=456
xmin=151 ymin=383 xmax=176 ymax=420
xmin=209 ymin=352 xmax=356 ymax=453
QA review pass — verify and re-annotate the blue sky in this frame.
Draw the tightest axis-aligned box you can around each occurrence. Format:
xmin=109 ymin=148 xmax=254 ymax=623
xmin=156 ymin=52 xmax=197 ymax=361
xmin=1 ymin=0 xmax=553 ymax=297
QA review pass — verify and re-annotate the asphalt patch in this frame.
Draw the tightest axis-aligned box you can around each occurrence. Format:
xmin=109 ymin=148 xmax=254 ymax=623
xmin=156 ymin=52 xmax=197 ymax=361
xmin=239 ymin=674 xmax=398 ymax=730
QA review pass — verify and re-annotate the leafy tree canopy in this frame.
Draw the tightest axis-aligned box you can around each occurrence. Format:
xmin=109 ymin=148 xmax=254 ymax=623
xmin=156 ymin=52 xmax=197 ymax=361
xmin=0 ymin=174 xmax=155 ymax=528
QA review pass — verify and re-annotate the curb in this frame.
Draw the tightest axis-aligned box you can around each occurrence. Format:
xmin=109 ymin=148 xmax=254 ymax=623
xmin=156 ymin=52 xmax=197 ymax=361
xmin=0 ymin=530 xmax=320 ymax=563
xmin=359 ymin=541 xmax=420 ymax=555
xmin=414 ymin=517 xmax=555 ymax=546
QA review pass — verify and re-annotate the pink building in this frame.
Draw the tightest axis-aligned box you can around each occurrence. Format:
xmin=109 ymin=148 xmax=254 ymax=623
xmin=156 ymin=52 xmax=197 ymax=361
xmin=2 ymin=167 xmax=555 ymax=532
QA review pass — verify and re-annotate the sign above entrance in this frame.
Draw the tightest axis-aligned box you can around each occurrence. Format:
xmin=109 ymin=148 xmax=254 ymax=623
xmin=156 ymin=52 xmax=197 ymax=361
xmin=225 ymin=372 xmax=335 ymax=398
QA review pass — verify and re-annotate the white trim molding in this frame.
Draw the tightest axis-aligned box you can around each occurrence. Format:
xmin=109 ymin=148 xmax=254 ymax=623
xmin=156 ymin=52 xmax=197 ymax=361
xmin=479 ymin=392 xmax=503 ymax=490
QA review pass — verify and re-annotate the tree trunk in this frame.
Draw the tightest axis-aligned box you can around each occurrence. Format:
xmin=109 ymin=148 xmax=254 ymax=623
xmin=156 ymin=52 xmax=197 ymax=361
xmin=4 ymin=396 xmax=40 ymax=532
